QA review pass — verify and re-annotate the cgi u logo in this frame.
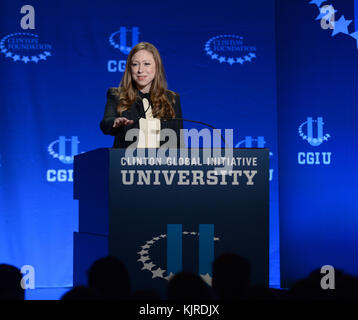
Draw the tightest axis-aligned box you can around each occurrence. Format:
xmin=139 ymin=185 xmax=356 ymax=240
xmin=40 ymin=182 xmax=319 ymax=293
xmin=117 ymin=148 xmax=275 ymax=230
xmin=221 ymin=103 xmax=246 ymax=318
xmin=48 ymin=136 xmax=79 ymax=164
xmin=167 ymin=224 xmax=214 ymax=279
xmin=110 ymin=27 xmax=139 ymax=55
xmin=119 ymin=27 xmax=139 ymax=54
xmin=298 ymin=117 xmax=330 ymax=147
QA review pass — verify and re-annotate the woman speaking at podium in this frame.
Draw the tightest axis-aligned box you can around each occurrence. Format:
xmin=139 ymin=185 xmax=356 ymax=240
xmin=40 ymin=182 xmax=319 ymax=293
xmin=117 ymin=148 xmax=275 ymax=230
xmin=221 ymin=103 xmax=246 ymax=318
xmin=100 ymin=42 xmax=183 ymax=148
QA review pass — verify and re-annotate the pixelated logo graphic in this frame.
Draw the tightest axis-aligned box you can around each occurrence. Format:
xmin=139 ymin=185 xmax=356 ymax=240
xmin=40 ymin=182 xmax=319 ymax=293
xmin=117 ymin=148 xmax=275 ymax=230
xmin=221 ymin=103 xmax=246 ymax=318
xmin=235 ymin=136 xmax=269 ymax=151
xmin=137 ymin=224 xmax=218 ymax=286
xmin=204 ymin=34 xmax=257 ymax=65
xmin=235 ymin=136 xmax=274 ymax=181
xmin=298 ymin=117 xmax=330 ymax=147
xmin=308 ymin=0 xmax=358 ymax=49
xmin=48 ymin=136 xmax=80 ymax=165
xmin=109 ymin=27 xmax=140 ymax=55
xmin=0 ymin=33 xmax=52 ymax=63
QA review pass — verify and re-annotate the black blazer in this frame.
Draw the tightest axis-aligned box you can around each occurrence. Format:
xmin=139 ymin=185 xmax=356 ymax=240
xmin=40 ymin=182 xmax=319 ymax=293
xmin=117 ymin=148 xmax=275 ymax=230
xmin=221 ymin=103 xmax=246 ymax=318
xmin=100 ymin=87 xmax=184 ymax=148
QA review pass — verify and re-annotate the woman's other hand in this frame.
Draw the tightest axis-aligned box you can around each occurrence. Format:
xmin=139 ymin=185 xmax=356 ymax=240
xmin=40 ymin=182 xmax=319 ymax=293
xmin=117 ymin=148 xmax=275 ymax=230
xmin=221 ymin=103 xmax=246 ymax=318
xmin=113 ymin=117 xmax=134 ymax=128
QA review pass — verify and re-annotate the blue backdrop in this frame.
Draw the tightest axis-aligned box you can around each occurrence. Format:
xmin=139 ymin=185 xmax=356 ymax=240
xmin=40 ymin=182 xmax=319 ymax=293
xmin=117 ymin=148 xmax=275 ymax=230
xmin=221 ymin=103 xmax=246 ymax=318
xmin=277 ymin=0 xmax=358 ymax=287
xmin=4 ymin=0 xmax=356 ymax=294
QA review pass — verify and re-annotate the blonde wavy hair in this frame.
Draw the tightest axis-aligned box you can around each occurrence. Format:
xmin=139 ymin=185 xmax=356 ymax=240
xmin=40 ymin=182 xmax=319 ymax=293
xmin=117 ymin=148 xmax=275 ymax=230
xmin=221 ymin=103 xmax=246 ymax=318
xmin=116 ymin=42 xmax=176 ymax=119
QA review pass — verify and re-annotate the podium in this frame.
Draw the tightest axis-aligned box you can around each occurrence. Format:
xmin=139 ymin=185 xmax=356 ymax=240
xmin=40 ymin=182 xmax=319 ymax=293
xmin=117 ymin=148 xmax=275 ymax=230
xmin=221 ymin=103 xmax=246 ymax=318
xmin=73 ymin=148 xmax=269 ymax=296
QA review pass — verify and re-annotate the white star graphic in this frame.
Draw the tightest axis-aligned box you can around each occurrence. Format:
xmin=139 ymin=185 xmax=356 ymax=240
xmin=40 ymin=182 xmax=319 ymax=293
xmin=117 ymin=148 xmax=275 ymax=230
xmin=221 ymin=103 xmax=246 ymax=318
xmin=137 ymin=249 xmax=148 ymax=255
xmin=227 ymin=57 xmax=235 ymax=65
xmin=237 ymin=57 xmax=244 ymax=64
xmin=142 ymin=262 xmax=156 ymax=271
xmin=218 ymin=56 xmax=226 ymax=63
xmin=137 ymin=256 xmax=150 ymax=263
xmin=211 ymin=53 xmax=218 ymax=59
xmin=147 ymin=240 xmax=154 ymax=245
xmin=141 ymin=244 xmax=150 ymax=249
xmin=31 ymin=56 xmax=39 ymax=63
xmin=12 ymin=55 xmax=20 ymax=61
xmin=44 ymin=51 xmax=51 ymax=56
xmin=151 ymin=267 xmax=166 ymax=279
xmin=5 ymin=52 xmax=12 ymax=57
xmin=159 ymin=234 xmax=166 ymax=238
xmin=153 ymin=237 xmax=160 ymax=241
xmin=22 ymin=56 xmax=30 ymax=63
xmin=39 ymin=54 xmax=46 ymax=60
xmin=214 ymin=237 xmax=220 ymax=241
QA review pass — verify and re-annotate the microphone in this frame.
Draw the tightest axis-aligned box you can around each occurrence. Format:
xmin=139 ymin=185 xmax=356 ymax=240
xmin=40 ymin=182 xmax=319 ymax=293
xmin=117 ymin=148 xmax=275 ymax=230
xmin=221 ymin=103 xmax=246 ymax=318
xmin=136 ymin=96 xmax=229 ymax=147
xmin=161 ymin=117 xmax=230 ymax=147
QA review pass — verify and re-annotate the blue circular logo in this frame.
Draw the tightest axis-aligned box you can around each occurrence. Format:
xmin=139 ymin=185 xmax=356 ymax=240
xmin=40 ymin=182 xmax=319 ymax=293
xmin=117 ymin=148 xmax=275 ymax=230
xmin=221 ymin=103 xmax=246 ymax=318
xmin=0 ymin=33 xmax=52 ymax=63
xmin=204 ymin=34 xmax=257 ymax=66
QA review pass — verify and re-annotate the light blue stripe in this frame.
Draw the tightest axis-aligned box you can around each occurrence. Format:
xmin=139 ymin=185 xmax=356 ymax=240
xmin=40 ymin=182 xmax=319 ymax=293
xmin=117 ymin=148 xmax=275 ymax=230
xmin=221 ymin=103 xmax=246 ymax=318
xmin=59 ymin=136 xmax=65 ymax=158
xmin=71 ymin=136 xmax=78 ymax=157
xmin=199 ymin=224 xmax=214 ymax=276
xmin=167 ymin=224 xmax=182 ymax=275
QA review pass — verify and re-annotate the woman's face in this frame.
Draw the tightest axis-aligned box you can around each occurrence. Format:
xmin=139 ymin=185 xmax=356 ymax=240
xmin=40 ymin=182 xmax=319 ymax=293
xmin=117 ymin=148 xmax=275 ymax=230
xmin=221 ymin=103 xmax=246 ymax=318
xmin=130 ymin=49 xmax=156 ymax=93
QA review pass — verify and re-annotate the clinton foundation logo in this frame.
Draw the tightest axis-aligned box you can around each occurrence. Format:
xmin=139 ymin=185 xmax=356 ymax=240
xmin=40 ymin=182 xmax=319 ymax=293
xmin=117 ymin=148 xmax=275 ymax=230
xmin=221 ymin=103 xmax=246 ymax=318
xmin=204 ymin=34 xmax=257 ymax=66
xmin=46 ymin=136 xmax=81 ymax=182
xmin=108 ymin=26 xmax=140 ymax=72
xmin=0 ymin=33 xmax=52 ymax=63
xmin=298 ymin=117 xmax=332 ymax=165
xmin=137 ymin=224 xmax=218 ymax=286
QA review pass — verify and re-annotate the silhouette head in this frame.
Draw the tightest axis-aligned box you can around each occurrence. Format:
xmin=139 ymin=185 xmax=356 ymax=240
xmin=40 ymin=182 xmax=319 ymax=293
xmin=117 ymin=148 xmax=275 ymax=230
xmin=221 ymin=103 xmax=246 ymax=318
xmin=212 ymin=253 xmax=251 ymax=299
xmin=0 ymin=264 xmax=25 ymax=300
xmin=87 ymin=256 xmax=131 ymax=300
xmin=167 ymin=272 xmax=213 ymax=300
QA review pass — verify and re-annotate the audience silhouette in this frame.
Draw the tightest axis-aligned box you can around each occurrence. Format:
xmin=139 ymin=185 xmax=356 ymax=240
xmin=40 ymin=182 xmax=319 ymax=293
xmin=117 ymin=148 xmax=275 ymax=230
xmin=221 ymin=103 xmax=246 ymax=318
xmin=0 ymin=264 xmax=24 ymax=300
xmin=131 ymin=289 xmax=162 ymax=301
xmin=288 ymin=268 xmax=358 ymax=300
xmin=2 ymin=253 xmax=358 ymax=300
xmin=87 ymin=255 xmax=131 ymax=300
xmin=212 ymin=253 xmax=251 ymax=300
xmin=167 ymin=272 xmax=213 ymax=300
